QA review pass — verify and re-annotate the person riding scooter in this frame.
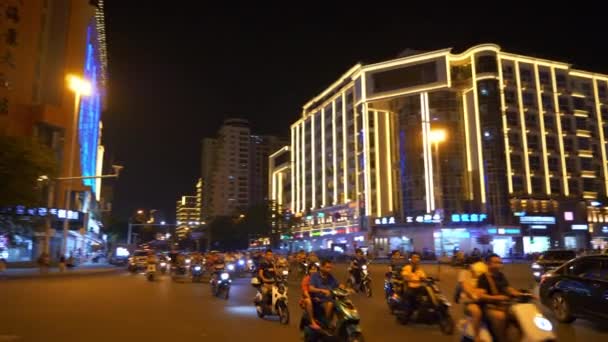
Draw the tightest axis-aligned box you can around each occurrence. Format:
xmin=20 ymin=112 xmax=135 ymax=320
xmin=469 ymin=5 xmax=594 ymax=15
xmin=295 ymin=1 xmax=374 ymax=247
xmin=309 ymin=259 xmax=341 ymax=324
xmin=349 ymin=249 xmax=367 ymax=289
xmin=476 ymin=254 xmax=527 ymax=342
xmin=300 ymin=263 xmax=321 ymax=330
xmin=401 ymin=252 xmax=428 ymax=315
xmin=258 ymin=249 xmax=277 ymax=305
xmin=457 ymin=256 xmax=487 ymax=342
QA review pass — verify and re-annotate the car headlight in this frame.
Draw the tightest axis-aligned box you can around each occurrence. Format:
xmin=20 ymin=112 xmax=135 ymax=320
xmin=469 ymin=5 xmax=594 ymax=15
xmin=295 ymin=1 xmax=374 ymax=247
xmin=238 ymin=260 xmax=245 ymax=265
xmin=533 ymin=315 xmax=553 ymax=331
xmin=194 ymin=266 xmax=201 ymax=271
xmin=533 ymin=271 xmax=541 ymax=277
xmin=362 ymin=265 xmax=368 ymax=270
xmin=160 ymin=262 xmax=166 ymax=267
xmin=220 ymin=272 xmax=230 ymax=280
xmin=227 ymin=264 xmax=235 ymax=271
xmin=282 ymin=270 xmax=289 ymax=276
xmin=531 ymin=263 xmax=542 ymax=270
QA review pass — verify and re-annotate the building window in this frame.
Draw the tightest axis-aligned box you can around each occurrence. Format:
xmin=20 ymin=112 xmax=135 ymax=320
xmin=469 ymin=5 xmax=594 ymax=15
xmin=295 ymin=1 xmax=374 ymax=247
xmin=581 ymin=83 xmax=592 ymax=96
xmin=539 ymin=71 xmax=550 ymax=86
xmin=511 ymin=155 xmax=523 ymax=170
xmin=598 ymin=85 xmax=607 ymax=99
xmin=581 ymin=158 xmax=593 ymax=171
xmin=512 ymin=176 xmax=524 ymax=192
xmin=541 ymin=95 xmax=554 ymax=112
xmin=476 ymin=55 xmax=498 ymax=73
xmin=548 ymin=157 xmax=559 ymax=172
xmin=583 ymin=178 xmax=596 ymax=192
xmin=525 ymin=114 xmax=538 ymax=129
xmin=531 ymin=177 xmax=543 ymax=194
xmin=564 ymin=137 xmax=575 ymax=153
xmin=509 ymin=133 xmax=521 ymax=148
xmin=578 ymin=137 xmax=590 ymax=150
xmin=523 ymin=92 xmax=535 ymax=107
xmin=546 ymin=135 xmax=557 ymax=151
xmin=505 ymin=91 xmax=516 ymax=105
xmin=566 ymin=157 xmax=578 ymax=173
xmin=573 ymin=97 xmax=586 ymax=111
xmin=550 ymin=178 xmax=561 ymax=193
xmin=561 ymin=118 xmax=572 ymax=133
xmin=520 ymin=68 xmax=533 ymax=83
xmin=569 ymin=179 xmax=580 ymax=194
xmin=529 ymin=155 xmax=541 ymax=170
xmin=544 ymin=115 xmax=555 ymax=131
xmin=556 ymin=74 xmax=567 ymax=88
xmin=558 ymin=96 xmax=570 ymax=112
xmin=506 ymin=111 xmax=519 ymax=126
xmin=575 ymin=117 xmax=588 ymax=131
xmin=527 ymin=134 xmax=539 ymax=150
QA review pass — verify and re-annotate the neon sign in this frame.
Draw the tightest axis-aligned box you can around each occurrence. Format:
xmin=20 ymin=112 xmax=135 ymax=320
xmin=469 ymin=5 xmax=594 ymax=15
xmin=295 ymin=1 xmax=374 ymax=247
xmin=450 ymin=213 xmax=487 ymax=223
xmin=374 ymin=216 xmax=396 ymax=225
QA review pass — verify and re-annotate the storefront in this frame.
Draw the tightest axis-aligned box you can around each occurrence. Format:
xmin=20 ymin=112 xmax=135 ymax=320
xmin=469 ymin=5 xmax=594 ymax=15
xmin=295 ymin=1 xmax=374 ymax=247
xmin=290 ymin=225 xmax=364 ymax=253
xmin=590 ymin=224 xmax=608 ymax=250
xmin=563 ymin=224 xmax=590 ymax=250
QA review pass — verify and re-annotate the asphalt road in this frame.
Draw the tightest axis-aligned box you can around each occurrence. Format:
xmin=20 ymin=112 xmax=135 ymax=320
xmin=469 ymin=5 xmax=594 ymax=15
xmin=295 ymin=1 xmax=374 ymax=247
xmin=1 ymin=263 xmax=606 ymax=341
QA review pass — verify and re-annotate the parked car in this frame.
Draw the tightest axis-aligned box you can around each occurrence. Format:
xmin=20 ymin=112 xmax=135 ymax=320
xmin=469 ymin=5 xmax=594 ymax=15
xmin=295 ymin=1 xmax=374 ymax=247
xmin=539 ymin=254 xmax=608 ymax=323
xmin=531 ymin=249 xmax=576 ymax=282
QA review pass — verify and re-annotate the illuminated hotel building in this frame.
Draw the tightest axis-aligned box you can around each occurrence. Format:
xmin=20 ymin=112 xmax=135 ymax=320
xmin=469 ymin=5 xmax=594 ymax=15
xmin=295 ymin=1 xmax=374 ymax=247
xmin=176 ymin=195 xmax=200 ymax=239
xmin=275 ymin=44 xmax=608 ymax=254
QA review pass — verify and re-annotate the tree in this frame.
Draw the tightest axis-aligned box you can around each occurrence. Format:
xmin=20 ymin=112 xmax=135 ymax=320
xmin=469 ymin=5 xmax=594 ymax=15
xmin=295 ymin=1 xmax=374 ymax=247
xmin=0 ymin=136 xmax=57 ymax=207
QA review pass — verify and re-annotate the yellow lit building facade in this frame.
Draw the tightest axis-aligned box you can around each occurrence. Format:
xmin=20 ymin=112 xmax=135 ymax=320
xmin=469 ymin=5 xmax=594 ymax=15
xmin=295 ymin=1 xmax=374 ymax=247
xmin=274 ymin=44 xmax=608 ymax=255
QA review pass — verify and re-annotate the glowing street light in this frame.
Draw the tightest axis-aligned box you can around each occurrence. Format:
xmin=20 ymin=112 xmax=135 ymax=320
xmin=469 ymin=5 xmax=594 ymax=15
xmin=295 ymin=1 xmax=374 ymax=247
xmin=67 ymin=74 xmax=92 ymax=96
xmin=161 ymin=221 xmax=166 ymax=225
xmin=60 ymin=74 xmax=92 ymax=256
xmin=429 ymin=129 xmax=447 ymax=144
xmin=430 ymin=129 xmax=447 ymax=211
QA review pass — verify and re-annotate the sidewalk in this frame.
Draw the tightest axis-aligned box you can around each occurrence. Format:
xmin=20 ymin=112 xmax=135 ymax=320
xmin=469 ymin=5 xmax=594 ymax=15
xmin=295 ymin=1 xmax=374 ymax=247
xmin=0 ymin=262 xmax=122 ymax=280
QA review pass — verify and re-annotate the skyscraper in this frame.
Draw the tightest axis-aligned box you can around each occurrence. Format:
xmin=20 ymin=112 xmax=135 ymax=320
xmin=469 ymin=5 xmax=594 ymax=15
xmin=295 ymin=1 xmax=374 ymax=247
xmin=200 ymin=119 xmax=286 ymax=219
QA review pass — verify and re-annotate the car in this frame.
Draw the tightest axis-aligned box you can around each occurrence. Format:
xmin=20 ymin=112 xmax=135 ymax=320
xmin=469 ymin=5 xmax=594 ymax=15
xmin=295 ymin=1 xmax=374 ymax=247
xmin=531 ymin=249 xmax=577 ymax=281
xmin=539 ymin=254 xmax=608 ymax=323
xmin=128 ymin=250 xmax=150 ymax=272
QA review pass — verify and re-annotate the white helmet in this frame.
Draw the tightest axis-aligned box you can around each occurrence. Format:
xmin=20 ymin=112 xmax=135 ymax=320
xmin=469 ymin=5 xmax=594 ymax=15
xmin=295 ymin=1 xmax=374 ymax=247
xmin=250 ymin=277 xmax=261 ymax=287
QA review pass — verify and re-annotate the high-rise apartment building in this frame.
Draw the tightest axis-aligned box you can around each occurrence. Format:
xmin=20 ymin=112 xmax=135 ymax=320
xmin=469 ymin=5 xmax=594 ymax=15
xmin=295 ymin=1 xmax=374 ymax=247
xmin=200 ymin=119 xmax=286 ymax=219
xmin=273 ymin=44 xmax=608 ymax=255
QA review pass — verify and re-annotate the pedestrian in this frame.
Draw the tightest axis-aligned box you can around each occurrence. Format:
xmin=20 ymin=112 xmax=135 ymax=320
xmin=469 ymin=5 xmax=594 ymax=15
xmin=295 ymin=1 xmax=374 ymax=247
xmin=59 ymin=255 xmax=66 ymax=272
xmin=38 ymin=252 xmax=50 ymax=274
xmin=0 ymin=257 xmax=7 ymax=278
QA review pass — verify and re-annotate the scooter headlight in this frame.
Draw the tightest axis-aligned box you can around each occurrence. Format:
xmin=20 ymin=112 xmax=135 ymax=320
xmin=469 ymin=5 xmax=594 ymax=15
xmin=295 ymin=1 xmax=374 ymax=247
xmin=282 ymin=270 xmax=289 ymax=276
xmin=361 ymin=265 xmax=368 ymax=270
xmin=247 ymin=259 xmax=253 ymax=264
xmin=533 ymin=314 xmax=553 ymax=332
xmin=227 ymin=264 xmax=235 ymax=271
xmin=238 ymin=260 xmax=245 ymax=266
xmin=220 ymin=272 xmax=230 ymax=280
xmin=531 ymin=263 xmax=542 ymax=270
xmin=185 ymin=258 xmax=191 ymax=264
xmin=160 ymin=262 xmax=166 ymax=267
xmin=194 ymin=266 xmax=201 ymax=271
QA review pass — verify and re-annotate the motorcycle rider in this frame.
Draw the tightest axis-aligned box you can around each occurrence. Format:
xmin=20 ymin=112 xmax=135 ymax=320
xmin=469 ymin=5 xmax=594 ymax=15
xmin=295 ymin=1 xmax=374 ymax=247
xmin=476 ymin=254 xmax=526 ymax=342
xmin=307 ymin=251 xmax=320 ymax=265
xmin=349 ymin=248 xmax=367 ymax=289
xmin=457 ymin=256 xmax=488 ymax=342
xmin=401 ymin=252 xmax=428 ymax=313
xmin=300 ymin=263 xmax=321 ymax=330
xmin=389 ymin=250 xmax=407 ymax=275
xmin=309 ymin=259 xmax=340 ymax=324
xmin=258 ymin=249 xmax=277 ymax=304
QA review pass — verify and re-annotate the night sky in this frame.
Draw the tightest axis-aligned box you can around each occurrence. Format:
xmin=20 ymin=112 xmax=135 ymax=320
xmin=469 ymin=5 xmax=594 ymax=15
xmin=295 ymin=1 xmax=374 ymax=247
xmin=102 ymin=2 xmax=608 ymax=221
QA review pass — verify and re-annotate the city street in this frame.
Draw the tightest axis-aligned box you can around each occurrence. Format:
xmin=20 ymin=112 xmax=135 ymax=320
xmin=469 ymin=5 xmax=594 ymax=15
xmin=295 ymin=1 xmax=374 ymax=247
xmin=1 ymin=263 xmax=606 ymax=341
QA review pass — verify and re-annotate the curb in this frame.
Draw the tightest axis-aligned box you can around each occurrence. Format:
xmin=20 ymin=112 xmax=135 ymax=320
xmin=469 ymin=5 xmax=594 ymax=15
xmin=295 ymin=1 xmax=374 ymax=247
xmin=0 ymin=267 xmax=123 ymax=281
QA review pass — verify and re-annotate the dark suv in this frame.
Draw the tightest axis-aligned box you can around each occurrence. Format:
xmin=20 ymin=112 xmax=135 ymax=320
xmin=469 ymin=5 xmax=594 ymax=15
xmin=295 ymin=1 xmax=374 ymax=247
xmin=539 ymin=255 xmax=608 ymax=323
xmin=531 ymin=249 xmax=577 ymax=282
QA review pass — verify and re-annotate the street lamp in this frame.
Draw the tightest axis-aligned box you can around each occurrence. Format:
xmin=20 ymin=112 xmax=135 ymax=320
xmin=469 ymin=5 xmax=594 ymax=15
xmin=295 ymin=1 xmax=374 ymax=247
xmin=61 ymin=74 xmax=92 ymax=256
xmin=429 ymin=129 xmax=447 ymax=211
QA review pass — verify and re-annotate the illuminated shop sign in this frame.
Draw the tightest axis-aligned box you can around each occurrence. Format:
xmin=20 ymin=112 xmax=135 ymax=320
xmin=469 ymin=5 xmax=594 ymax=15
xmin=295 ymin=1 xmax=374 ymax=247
xmin=602 ymin=226 xmax=608 ymax=233
xmin=374 ymin=216 xmax=396 ymax=225
xmin=520 ymin=216 xmax=556 ymax=225
xmin=450 ymin=213 xmax=488 ymax=223
xmin=487 ymin=228 xmax=521 ymax=235
xmin=5 ymin=206 xmax=80 ymax=220
xmin=405 ymin=214 xmax=441 ymax=224
xmin=531 ymin=225 xmax=547 ymax=230
xmin=571 ymin=224 xmax=588 ymax=231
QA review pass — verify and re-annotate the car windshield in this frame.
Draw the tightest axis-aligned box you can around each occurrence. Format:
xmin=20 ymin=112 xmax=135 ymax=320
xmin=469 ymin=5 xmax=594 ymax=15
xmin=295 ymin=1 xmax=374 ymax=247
xmin=541 ymin=251 xmax=576 ymax=260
